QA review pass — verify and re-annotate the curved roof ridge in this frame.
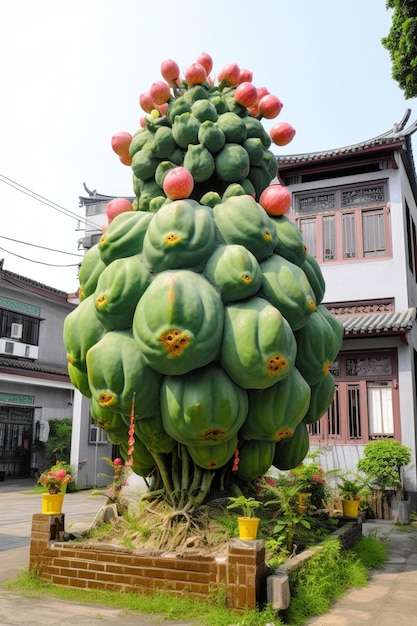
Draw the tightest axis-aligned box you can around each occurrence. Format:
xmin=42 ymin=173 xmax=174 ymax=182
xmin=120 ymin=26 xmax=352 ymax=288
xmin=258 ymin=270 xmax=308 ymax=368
xmin=278 ymin=110 xmax=417 ymax=164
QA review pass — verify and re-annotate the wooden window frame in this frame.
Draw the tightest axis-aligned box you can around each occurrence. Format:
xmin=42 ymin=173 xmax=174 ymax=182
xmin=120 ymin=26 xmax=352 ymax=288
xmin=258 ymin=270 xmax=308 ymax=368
xmin=308 ymin=349 xmax=401 ymax=445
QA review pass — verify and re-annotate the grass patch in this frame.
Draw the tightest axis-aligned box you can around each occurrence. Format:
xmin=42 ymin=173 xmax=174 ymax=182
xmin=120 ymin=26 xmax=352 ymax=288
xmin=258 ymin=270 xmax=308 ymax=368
xmin=4 ymin=533 xmax=387 ymax=626
xmin=282 ymin=536 xmax=387 ymax=625
xmin=3 ymin=572 xmax=283 ymax=626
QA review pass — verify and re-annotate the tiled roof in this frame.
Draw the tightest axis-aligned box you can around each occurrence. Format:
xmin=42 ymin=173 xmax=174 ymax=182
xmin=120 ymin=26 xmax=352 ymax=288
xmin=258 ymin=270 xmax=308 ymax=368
xmin=277 ymin=110 xmax=417 ymax=165
xmin=0 ymin=357 xmax=69 ymax=377
xmin=340 ymin=307 xmax=416 ymax=336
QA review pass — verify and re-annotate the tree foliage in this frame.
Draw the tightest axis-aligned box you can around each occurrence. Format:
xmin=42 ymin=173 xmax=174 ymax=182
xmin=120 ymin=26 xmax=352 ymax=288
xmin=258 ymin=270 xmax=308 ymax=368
xmin=357 ymin=439 xmax=411 ymax=489
xmin=382 ymin=0 xmax=417 ymax=99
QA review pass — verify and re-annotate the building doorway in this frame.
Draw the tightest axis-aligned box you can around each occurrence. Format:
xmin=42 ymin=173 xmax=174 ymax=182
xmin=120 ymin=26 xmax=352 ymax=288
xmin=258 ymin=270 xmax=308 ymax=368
xmin=0 ymin=405 xmax=33 ymax=477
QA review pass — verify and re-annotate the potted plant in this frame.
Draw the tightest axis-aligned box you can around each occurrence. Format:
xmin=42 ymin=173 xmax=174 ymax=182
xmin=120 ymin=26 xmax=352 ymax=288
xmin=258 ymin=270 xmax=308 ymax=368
xmin=38 ymin=462 xmax=72 ymax=514
xmin=357 ymin=439 xmax=411 ymax=522
xmin=227 ymin=495 xmax=262 ymax=540
xmin=338 ymin=474 xmax=366 ymax=517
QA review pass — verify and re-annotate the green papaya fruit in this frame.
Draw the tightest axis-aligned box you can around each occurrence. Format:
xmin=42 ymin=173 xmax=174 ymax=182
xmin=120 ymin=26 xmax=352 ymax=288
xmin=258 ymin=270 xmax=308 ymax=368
xmin=273 ymin=422 xmax=310 ymax=471
xmin=300 ymin=252 xmax=326 ymax=304
xmin=86 ymin=330 xmax=161 ymax=418
xmin=133 ymin=270 xmax=224 ymax=376
xmin=63 ymin=295 xmax=105 ymax=373
xmin=259 ymin=254 xmax=317 ymax=330
xmin=213 ymin=194 xmax=278 ymax=261
xmin=270 ymin=215 xmax=307 ymax=266
xmin=142 ymin=199 xmax=216 ymax=272
xmin=78 ymin=244 xmax=106 ymax=301
xmin=186 ymin=438 xmax=236 ymax=470
xmin=160 ymin=364 xmax=248 ymax=446
xmin=303 ymin=373 xmax=335 ymax=425
xmin=242 ymin=368 xmax=311 ymax=441
xmin=295 ymin=305 xmax=344 ymax=385
xmin=236 ymin=440 xmax=276 ymax=481
xmin=203 ymin=244 xmax=262 ymax=303
xmin=220 ymin=296 xmax=297 ymax=389
xmin=94 ymin=255 xmax=151 ymax=330
xmin=98 ymin=210 xmax=153 ymax=265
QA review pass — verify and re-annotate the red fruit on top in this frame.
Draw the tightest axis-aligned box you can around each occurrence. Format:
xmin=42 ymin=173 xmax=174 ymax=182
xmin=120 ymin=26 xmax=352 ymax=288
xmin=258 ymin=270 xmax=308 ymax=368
xmin=185 ymin=62 xmax=207 ymax=86
xmin=105 ymin=198 xmax=134 ymax=224
xmin=111 ymin=131 xmax=132 ymax=157
xmin=259 ymin=184 xmax=291 ymax=216
xmin=150 ymin=80 xmax=171 ymax=105
xmin=237 ymin=68 xmax=253 ymax=84
xmin=256 ymin=86 xmax=270 ymax=102
xmin=270 ymin=122 xmax=296 ymax=146
xmin=234 ymin=82 xmax=258 ymax=108
xmin=217 ymin=62 xmax=240 ymax=87
xmin=119 ymin=154 xmax=132 ymax=166
xmin=139 ymin=117 xmax=146 ymax=128
xmin=161 ymin=58 xmax=180 ymax=86
xmin=157 ymin=103 xmax=169 ymax=116
xmin=139 ymin=91 xmax=154 ymax=113
xmin=196 ymin=52 xmax=213 ymax=76
xmin=258 ymin=94 xmax=283 ymax=119
xmin=163 ymin=167 xmax=194 ymax=200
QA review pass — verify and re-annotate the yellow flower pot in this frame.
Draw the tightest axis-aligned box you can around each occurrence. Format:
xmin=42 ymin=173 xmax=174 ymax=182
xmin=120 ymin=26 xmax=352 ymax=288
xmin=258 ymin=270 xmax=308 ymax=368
xmin=298 ymin=493 xmax=309 ymax=512
xmin=238 ymin=517 xmax=260 ymax=540
xmin=42 ymin=493 xmax=64 ymax=515
xmin=342 ymin=499 xmax=359 ymax=517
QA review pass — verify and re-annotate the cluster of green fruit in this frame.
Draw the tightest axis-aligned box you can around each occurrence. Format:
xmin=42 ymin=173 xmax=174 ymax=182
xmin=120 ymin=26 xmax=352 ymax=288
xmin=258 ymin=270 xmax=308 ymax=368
xmin=63 ymin=53 xmax=343 ymax=495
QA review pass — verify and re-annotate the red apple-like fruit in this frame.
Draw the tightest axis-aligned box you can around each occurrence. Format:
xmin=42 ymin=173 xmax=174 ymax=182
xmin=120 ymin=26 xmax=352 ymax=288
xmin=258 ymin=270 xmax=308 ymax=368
xmin=111 ymin=131 xmax=132 ymax=157
xmin=119 ymin=154 xmax=132 ymax=166
xmin=163 ymin=167 xmax=194 ymax=200
xmin=150 ymin=81 xmax=171 ymax=105
xmin=270 ymin=122 xmax=296 ymax=146
xmin=217 ymin=62 xmax=240 ymax=87
xmin=161 ymin=58 xmax=180 ymax=86
xmin=105 ymin=198 xmax=134 ymax=224
xmin=259 ymin=184 xmax=291 ymax=216
xmin=185 ymin=63 xmax=207 ymax=86
xmin=139 ymin=91 xmax=154 ymax=113
xmin=258 ymin=94 xmax=283 ymax=119
xmin=234 ymin=82 xmax=258 ymax=108
xmin=237 ymin=68 xmax=253 ymax=84
xmin=196 ymin=52 xmax=213 ymax=76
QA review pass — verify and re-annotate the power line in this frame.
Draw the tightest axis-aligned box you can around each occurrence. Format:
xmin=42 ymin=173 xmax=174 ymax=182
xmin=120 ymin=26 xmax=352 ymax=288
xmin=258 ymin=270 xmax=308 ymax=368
xmin=0 ymin=244 xmax=80 ymax=267
xmin=0 ymin=235 xmax=83 ymax=258
xmin=0 ymin=173 xmax=100 ymax=230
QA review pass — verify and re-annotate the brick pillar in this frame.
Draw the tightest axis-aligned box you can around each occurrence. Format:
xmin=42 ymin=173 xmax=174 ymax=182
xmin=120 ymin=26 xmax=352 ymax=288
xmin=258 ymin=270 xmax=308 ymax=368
xmin=227 ymin=538 xmax=266 ymax=610
xmin=29 ymin=514 xmax=65 ymax=571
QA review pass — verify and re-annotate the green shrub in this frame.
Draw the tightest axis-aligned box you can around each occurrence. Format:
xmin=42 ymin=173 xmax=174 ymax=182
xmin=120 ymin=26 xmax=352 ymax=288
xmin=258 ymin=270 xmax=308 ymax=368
xmin=357 ymin=439 xmax=411 ymax=490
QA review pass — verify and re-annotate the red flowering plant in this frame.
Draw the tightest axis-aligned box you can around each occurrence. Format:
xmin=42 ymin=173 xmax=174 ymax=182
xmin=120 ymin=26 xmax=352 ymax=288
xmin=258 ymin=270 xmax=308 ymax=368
xmin=93 ymin=457 xmax=131 ymax=515
xmin=287 ymin=454 xmax=332 ymax=511
xmin=38 ymin=461 xmax=72 ymax=494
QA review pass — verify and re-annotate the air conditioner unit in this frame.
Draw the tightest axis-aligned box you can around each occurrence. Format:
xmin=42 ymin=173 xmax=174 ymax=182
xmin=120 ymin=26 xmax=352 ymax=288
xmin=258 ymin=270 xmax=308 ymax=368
xmin=10 ymin=323 xmax=23 ymax=339
xmin=0 ymin=339 xmax=38 ymax=359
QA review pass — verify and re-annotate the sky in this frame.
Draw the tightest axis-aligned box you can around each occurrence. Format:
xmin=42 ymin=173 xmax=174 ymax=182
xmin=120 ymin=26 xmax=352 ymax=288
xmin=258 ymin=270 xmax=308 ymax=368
xmin=1 ymin=0 xmax=415 ymax=293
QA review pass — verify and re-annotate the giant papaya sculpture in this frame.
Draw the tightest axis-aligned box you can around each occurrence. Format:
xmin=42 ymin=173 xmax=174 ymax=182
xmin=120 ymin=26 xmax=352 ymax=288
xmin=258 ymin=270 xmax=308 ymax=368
xmin=64 ymin=52 xmax=343 ymax=517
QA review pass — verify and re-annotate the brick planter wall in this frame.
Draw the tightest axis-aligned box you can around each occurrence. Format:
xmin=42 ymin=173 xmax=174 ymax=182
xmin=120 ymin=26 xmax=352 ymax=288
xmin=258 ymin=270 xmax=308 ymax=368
xmin=29 ymin=514 xmax=361 ymax=613
xmin=29 ymin=514 xmax=266 ymax=611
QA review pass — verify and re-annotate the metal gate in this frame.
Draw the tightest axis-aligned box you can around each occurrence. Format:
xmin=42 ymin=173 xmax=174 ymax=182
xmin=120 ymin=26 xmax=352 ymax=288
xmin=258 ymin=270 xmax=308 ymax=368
xmin=0 ymin=405 xmax=33 ymax=477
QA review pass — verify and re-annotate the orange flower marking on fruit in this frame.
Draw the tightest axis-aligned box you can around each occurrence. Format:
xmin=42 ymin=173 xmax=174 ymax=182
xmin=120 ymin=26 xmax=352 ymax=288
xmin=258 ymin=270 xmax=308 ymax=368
xmin=96 ymin=294 xmax=107 ymax=309
xmin=164 ymin=232 xmax=181 ymax=245
xmin=266 ymin=354 xmax=288 ymax=376
xmin=323 ymin=361 xmax=331 ymax=375
xmin=263 ymin=230 xmax=273 ymax=242
xmin=200 ymin=428 xmax=228 ymax=442
xmin=159 ymin=329 xmax=190 ymax=357
xmin=275 ymin=428 xmax=293 ymax=441
xmin=241 ymin=273 xmax=252 ymax=283
xmin=67 ymin=355 xmax=74 ymax=365
xmin=98 ymin=392 xmax=115 ymax=407
xmin=308 ymin=298 xmax=317 ymax=312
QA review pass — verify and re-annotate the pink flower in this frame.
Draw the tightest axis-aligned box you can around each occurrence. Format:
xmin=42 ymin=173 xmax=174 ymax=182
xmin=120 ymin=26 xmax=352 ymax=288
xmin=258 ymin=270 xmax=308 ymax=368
xmin=113 ymin=458 xmax=123 ymax=466
xmin=321 ymin=478 xmax=327 ymax=484
xmin=312 ymin=475 xmax=320 ymax=482
xmin=55 ymin=469 xmax=67 ymax=480
xmin=318 ymin=468 xmax=324 ymax=474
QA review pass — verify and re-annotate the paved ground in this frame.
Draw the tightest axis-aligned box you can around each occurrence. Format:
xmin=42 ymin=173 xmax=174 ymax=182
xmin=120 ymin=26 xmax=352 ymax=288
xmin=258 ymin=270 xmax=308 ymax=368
xmin=1 ymin=478 xmax=417 ymax=625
